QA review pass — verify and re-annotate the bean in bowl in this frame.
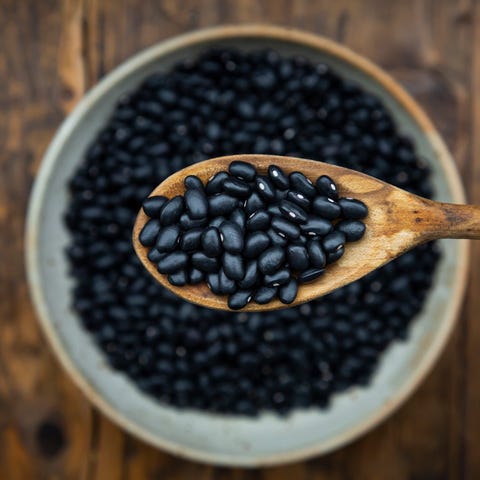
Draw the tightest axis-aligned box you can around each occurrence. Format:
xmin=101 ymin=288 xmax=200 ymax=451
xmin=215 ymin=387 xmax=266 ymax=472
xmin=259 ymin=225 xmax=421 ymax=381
xmin=65 ymin=48 xmax=439 ymax=416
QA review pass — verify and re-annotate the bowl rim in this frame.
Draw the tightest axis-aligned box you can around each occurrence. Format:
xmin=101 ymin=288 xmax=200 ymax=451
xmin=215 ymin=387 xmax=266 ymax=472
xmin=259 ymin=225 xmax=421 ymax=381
xmin=25 ymin=24 xmax=469 ymax=467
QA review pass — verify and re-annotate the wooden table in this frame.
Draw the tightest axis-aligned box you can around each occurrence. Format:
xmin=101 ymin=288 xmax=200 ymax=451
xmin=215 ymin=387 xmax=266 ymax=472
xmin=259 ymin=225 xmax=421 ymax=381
xmin=1 ymin=0 xmax=479 ymax=478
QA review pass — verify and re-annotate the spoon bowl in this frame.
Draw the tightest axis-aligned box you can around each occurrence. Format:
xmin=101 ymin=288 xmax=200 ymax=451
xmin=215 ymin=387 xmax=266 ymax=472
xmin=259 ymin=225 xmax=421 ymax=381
xmin=133 ymin=154 xmax=480 ymax=311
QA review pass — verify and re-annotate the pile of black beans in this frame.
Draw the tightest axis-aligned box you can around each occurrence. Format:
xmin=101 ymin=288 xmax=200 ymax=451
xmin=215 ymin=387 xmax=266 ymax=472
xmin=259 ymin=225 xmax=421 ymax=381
xmin=139 ymin=161 xmax=368 ymax=309
xmin=65 ymin=48 xmax=440 ymax=415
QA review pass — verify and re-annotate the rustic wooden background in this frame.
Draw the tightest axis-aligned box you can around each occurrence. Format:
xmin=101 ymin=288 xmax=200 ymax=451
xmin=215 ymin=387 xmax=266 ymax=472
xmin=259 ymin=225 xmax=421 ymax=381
xmin=1 ymin=0 xmax=479 ymax=478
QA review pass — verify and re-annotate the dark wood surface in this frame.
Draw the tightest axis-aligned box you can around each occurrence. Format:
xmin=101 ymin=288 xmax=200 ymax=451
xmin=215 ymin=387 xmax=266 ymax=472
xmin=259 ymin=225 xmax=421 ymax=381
xmin=1 ymin=0 xmax=479 ymax=478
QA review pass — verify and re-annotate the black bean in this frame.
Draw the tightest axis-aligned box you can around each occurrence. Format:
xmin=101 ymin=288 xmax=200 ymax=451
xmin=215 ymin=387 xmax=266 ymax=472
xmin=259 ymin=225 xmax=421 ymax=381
xmin=271 ymin=216 xmax=301 ymax=239
xmin=287 ymin=244 xmax=309 ymax=271
xmin=239 ymin=260 xmax=259 ymax=289
xmin=77 ymin=204 xmax=103 ymax=223
xmin=205 ymin=172 xmax=229 ymax=195
xmin=180 ymin=228 xmax=203 ymax=252
xmin=206 ymin=122 xmax=222 ymax=140
xmin=237 ymin=100 xmax=255 ymax=119
xmin=244 ymin=231 xmax=270 ymax=259
xmin=207 ymin=272 xmax=221 ymax=294
xmin=255 ymin=176 xmax=276 ymax=201
xmin=278 ymin=279 xmax=298 ymax=304
xmin=307 ymin=239 xmax=326 ymax=268
xmin=209 ymin=216 xmax=226 ymax=229
xmin=158 ymin=89 xmax=176 ymax=105
xmin=185 ymin=188 xmax=208 ymax=219
xmin=168 ymin=270 xmax=187 ymax=286
xmin=157 ymin=251 xmax=188 ymax=274
xmin=289 ymin=172 xmax=316 ymax=198
xmin=223 ymin=178 xmax=251 ymax=197
xmin=142 ymin=196 xmax=167 ymax=217
xmin=264 ymin=269 xmax=290 ymax=287
xmin=274 ymin=189 xmax=288 ymax=202
xmin=184 ymin=175 xmax=204 ymax=191
xmin=267 ymin=204 xmax=282 ymax=216
xmin=300 ymin=217 xmax=333 ymax=237
xmin=312 ymin=197 xmax=341 ymax=220
xmin=139 ymin=219 xmax=161 ymax=246
xmin=155 ymin=225 xmax=180 ymax=252
xmin=228 ymin=290 xmax=253 ymax=310
xmin=298 ymin=268 xmax=325 ymax=283
xmin=147 ymin=140 xmax=168 ymax=155
xmin=244 ymin=192 xmax=266 ymax=216
xmin=230 ymin=209 xmax=246 ymax=229
xmin=322 ymin=231 xmax=346 ymax=253
xmin=219 ymin=221 xmax=244 ymax=253
xmin=295 ymin=234 xmax=308 ymax=246
xmin=129 ymin=134 xmax=145 ymax=152
xmin=246 ymin=210 xmax=271 ymax=231
xmin=208 ymin=194 xmax=239 ymax=216
xmin=188 ymin=267 xmax=204 ymax=284
xmin=316 ymin=175 xmax=339 ymax=200
xmin=223 ymin=252 xmax=245 ymax=281
xmin=219 ymin=269 xmax=237 ymax=294
xmin=327 ymin=246 xmax=345 ymax=263
xmin=268 ymin=165 xmax=290 ymax=189
xmin=235 ymin=400 xmax=257 ymax=416
xmin=179 ymin=213 xmax=208 ymax=230
xmin=147 ymin=248 xmax=165 ymax=263
xmin=191 ymin=252 xmax=218 ymax=273
xmin=254 ymin=286 xmax=277 ymax=304
xmin=201 ymin=227 xmax=222 ymax=257
xmin=336 ymin=219 xmax=366 ymax=241
xmin=159 ymin=196 xmax=184 ymax=225
xmin=338 ymin=198 xmax=368 ymax=219
xmin=229 ymin=161 xmax=256 ymax=181
xmin=279 ymin=200 xmax=308 ymax=224
xmin=267 ymin=228 xmax=288 ymax=247
xmin=258 ymin=246 xmax=285 ymax=275
xmin=287 ymin=191 xmax=310 ymax=210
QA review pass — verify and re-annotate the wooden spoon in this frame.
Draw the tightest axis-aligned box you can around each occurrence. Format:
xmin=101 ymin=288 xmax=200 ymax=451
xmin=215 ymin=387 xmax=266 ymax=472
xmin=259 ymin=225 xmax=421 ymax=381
xmin=133 ymin=154 xmax=480 ymax=311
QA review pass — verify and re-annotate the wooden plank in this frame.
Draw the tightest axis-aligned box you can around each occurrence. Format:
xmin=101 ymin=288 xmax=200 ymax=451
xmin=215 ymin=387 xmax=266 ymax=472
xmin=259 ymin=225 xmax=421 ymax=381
xmin=0 ymin=0 xmax=95 ymax=479
xmin=89 ymin=415 xmax=126 ymax=480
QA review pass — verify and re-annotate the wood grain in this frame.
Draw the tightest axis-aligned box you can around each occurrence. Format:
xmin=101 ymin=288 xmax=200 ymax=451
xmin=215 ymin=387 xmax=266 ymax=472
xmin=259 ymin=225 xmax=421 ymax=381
xmin=1 ymin=0 xmax=479 ymax=478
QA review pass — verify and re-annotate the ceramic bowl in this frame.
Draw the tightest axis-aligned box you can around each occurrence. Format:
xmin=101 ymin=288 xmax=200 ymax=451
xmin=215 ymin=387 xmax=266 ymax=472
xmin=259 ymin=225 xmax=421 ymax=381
xmin=26 ymin=25 xmax=469 ymax=467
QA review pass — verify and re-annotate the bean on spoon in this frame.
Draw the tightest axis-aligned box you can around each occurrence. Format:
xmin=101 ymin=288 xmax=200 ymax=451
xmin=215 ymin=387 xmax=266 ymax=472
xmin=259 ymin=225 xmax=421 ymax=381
xmin=133 ymin=154 xmax=480 ymax=312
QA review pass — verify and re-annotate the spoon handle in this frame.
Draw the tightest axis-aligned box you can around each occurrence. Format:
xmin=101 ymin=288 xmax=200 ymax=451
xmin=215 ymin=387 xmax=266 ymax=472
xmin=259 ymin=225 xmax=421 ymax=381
xmin=430 ymin=202 xmax=480 ymax=240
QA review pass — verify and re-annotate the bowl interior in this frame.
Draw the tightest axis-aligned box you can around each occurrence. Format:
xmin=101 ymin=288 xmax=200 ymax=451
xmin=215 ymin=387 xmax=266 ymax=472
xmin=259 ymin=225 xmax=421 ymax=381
xmin=27 ymin=28 xmax=467 ymax=467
